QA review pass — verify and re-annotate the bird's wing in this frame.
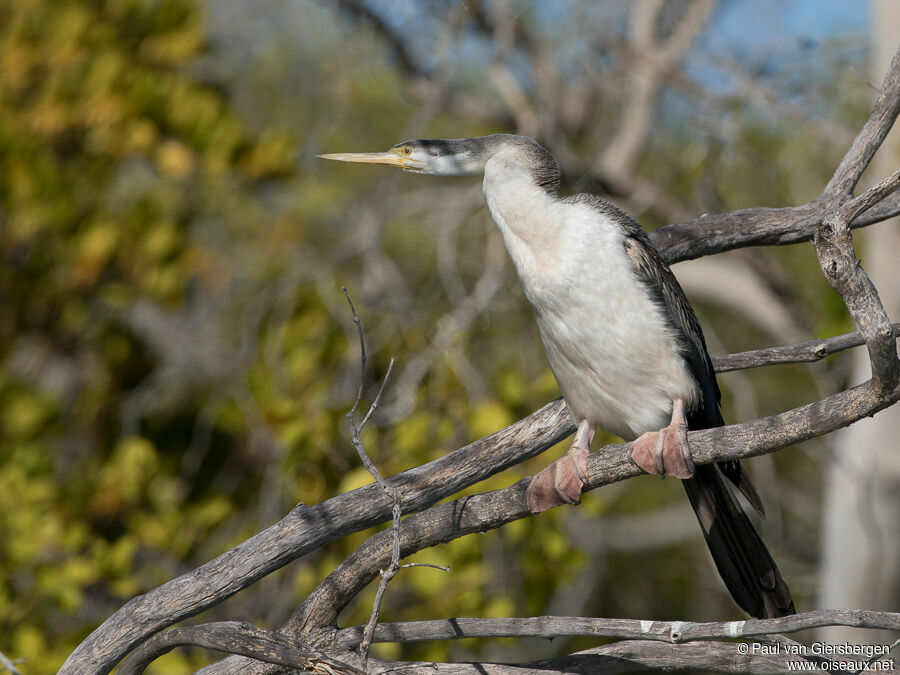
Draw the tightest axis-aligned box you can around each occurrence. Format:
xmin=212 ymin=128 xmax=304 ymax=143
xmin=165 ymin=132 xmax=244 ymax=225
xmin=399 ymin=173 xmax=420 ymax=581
xmin=620 ymin=228 xmax=722 ymax=421
xmin=618 ymin=217 xmax=766 ymax=517
xmin=564 ymin=193 xmax=722 ymax=414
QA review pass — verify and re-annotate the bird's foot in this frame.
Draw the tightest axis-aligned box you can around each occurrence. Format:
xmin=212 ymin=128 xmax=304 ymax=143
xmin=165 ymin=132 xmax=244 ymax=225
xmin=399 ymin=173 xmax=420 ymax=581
xmin=526 ymin=447 xmax=589 ymax=513
xmin=629 ymin=421 xmax=694 ymax=479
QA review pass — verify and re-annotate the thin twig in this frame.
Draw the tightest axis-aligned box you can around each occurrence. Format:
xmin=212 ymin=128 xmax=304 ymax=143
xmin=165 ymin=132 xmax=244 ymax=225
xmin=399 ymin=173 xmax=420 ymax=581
xmin=358 ymin=498 xmax=401 ymax=668
xmin=400 ymin=562 xmax=450 ymax=572
xmin=0 ymin=651 xmax=23 ymax=675
xmin=849 ymin=66 xmax=881 ymax=94
xmin=341 ymin=285 xmax=367 ymax=422
xmin=342 ymin=287 xmax=449 ymax=669
xmin=342 ymin=286 xmax=402 ymax=669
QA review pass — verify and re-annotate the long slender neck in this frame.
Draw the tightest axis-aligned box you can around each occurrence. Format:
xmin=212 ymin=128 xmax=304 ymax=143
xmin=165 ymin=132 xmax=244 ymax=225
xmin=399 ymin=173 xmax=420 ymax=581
xmin=482 ymin=150 xmax=562 ymax=275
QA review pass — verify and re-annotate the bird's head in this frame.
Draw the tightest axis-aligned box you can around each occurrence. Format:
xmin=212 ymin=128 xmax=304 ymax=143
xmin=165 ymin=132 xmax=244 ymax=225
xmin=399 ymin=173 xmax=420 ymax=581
xmin=318 ymin=137 xmax=513 ymax=176
xmin=320 ymin=135 xmax=561 ymax=192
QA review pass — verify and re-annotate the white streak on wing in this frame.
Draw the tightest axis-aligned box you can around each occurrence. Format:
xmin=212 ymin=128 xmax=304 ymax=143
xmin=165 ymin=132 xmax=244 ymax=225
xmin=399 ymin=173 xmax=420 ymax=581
xmin=640 ymin=620 xmax=654 ymax=633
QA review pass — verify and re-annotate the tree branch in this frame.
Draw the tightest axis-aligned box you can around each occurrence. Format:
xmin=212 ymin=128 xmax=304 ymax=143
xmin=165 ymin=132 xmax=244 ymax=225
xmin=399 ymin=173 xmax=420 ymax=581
xmin=341 ymin=286 xmax=447 ymax=666
xmin=199 ymin=379 xmax=900 ymax=674
xmin=327 ymin=609 xmax=900 ymax=649
xmin=116 ymin=622 xmax=362 ymax=675
xmin=121 ymin=612 xmax=900 ymax=675
xmin=711 ymin=322 xmax=900 ymax=372
xmin=815 ymin=169 xmax=900 ymax=393
xmin=60 ymin=402 xmax=574 ymax=674
xmin=0 ymin=650 xmax=23 ymax=675
xmin=653 ymin=46 xmax=900 ymax=265
xmin=360 ymin=640 xmax=835 ymax=675
xmin=66 ymin=275 xmax=900 ymax=675
xmin=652 ymin=192 xmax=900 ymax=265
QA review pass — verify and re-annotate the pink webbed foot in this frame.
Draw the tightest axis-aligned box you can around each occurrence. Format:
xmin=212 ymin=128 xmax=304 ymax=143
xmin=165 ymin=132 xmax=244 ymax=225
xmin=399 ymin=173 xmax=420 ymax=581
xmin=630 ymin=421 xmax=694 ymax=479
xmin=526 ymin=448 xmax=589 ymax=513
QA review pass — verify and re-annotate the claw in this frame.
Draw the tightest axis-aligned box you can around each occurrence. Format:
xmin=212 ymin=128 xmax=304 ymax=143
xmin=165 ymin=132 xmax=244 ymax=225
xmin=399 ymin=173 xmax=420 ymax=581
xmin=629 ymin=397 xmax=695 ymax=479
xmin=527 ymin=450 xmax=588 ymax=512
xmin=526 ymin=419 xmax=593 ymax=513
xmin=630 ymin=424 xmax=694 ymax=479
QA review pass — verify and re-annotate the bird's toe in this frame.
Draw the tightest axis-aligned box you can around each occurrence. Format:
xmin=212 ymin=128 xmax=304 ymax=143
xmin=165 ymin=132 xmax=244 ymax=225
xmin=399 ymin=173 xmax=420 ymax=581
xmin=630 ymin=424 xmax=694 ymax=479
xmin=527 ymin=455 xmax=584 ymax=513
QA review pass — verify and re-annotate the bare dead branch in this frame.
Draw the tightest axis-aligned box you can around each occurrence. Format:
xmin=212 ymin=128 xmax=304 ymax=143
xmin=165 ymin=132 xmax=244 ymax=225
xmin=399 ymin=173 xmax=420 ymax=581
xmin=290 ymin=383 xmax=900 ymax=651
xmin=359 ymin=640 xmax=827 ymax=674
xmin=116 ymin=621 xmax=362 ymax=675
xmin=0 ymin=651 xmax=23 ymax=675
xmin=712 ymin=323 xmax=900 ymax=372
xmin=59 ymin=399 xmax=574 ymax=675
xmin=653 ymin=192 xmax=900 ymax=265
xmin=840 ymin=167 xmax=900 ymax=223
xmin=327 ymin=609 xmax=900 ymax=649
xmin=201 ymin=616 xmax=896 ymax=675
xmin=65 ymin=263 xmax=900 ymax=675
xmin=654 ymin=45 xmax=900 ymax=264
xmin=815 ymin=169 xmax=900 ymax=393
xmin=341 ymin=286 xmax=402 ymax=668
xmin=342 ymin=286 xmax=367 ymax=421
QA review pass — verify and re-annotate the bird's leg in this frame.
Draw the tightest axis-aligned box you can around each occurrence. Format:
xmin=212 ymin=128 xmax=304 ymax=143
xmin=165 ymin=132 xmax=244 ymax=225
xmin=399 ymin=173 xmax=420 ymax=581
xmin=629 ymin=397 xmax=695 ymax=479
xmin=526 ymin=419 xmax=593 ymax=513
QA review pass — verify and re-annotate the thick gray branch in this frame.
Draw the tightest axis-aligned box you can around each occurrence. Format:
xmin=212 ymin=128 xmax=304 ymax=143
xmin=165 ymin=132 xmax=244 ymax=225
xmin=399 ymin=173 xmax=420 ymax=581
xmin=177 ymin=613 xmax=900 ymax=675
xmin=815 ymin=169 xmax=900 ymax=393
xmin=652 ymin=191 xmax=900 ymax=265
xmin=329 ymin=609 xmax=900 ymax=649
xmin=293 ymin=382 xmax=895 ymax=640
xmin=116 ymin=622 xmax=362 ymax=675
xmin=362 ymin=640 xmax=848 ymax=675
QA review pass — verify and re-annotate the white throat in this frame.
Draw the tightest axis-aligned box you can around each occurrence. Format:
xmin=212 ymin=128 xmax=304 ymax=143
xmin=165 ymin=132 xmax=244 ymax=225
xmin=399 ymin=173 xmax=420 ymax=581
xmin=482 ymin=151 xmax=559 ymax=275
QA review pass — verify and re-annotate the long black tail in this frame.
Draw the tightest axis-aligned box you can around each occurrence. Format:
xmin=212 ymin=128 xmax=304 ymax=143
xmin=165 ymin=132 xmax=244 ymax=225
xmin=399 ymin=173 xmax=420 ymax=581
xmin=682 ymin=464 xmax=795 ymax=618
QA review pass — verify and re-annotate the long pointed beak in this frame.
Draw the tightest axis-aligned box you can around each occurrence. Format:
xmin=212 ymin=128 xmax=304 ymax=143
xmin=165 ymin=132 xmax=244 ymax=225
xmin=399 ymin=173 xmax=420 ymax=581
xmin=317 ymin=151 xmax=420 ymax=171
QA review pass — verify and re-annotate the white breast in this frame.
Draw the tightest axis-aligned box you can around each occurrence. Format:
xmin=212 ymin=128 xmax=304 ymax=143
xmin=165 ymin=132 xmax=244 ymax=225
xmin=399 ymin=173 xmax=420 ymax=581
xmin=483 ymin=157 xmax=698 ymax=440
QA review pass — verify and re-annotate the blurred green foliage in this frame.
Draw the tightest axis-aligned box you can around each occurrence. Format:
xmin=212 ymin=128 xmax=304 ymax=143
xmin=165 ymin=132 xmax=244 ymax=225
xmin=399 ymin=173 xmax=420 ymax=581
xmin=0 ymin=0 xmax=873 ymax=672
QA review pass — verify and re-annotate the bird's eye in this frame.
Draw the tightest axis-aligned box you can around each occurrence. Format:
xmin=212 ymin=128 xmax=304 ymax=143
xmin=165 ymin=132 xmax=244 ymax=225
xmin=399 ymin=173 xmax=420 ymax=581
xmin=402 ymin=146 xmax=412 ymax=155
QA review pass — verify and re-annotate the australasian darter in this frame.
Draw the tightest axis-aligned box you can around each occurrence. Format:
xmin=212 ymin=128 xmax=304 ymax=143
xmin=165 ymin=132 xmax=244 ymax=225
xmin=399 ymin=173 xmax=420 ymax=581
xmin=320 ymin=134 xmax=795 ymax=619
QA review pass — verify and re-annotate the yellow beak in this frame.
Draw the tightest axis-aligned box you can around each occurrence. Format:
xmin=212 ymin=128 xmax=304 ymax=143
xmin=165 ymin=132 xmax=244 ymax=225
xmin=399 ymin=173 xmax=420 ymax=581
xmin=317 ymin=151 xmax=420 ymax=171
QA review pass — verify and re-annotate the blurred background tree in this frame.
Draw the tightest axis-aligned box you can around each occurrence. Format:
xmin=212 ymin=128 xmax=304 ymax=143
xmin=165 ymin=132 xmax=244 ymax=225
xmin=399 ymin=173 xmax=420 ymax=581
xmin=0 ymin=0 xmax=890 ymax=672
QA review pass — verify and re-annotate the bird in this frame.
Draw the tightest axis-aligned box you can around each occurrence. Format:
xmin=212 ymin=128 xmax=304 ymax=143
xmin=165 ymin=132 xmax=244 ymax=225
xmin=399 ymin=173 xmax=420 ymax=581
xmin=320 ymin=133 xmax=795 ymax=619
